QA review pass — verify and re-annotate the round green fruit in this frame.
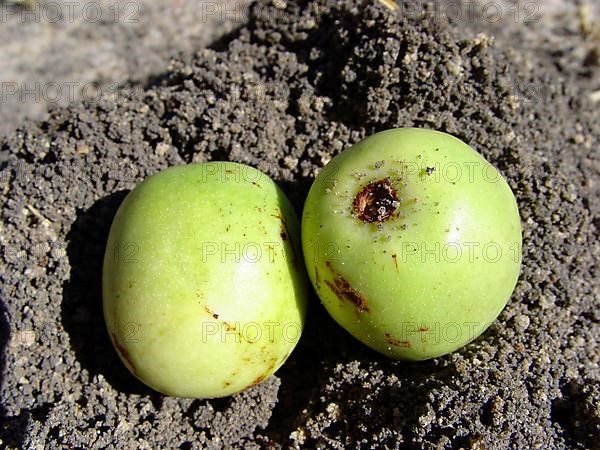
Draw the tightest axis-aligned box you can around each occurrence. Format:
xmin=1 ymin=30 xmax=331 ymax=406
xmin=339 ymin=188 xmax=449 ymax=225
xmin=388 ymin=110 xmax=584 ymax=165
xmin=103 ymin=162 xmax=307 ymax=398
xmin=302 ymin=128 xmax=522 ymax=360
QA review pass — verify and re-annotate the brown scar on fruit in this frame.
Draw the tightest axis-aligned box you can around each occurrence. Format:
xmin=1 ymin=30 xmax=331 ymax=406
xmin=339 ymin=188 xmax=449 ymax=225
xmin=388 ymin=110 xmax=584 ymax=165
xmin=250 ymin=374 xmax=268 ymax=387
xmin=324 ymin=261 xmax=370 ymax=313
xmin=272 ymin=211 xmax=298 ymax=266
xmin=251 ymin=358 xmax=277 ymax=387
xmin=384 ymin=333 xmax=411 ymax=348
xmin=315 ymin=267 xmax=321 ymax=289
xmin=112 ymin=333 xmax=137 ymax=374
xmin=352 ymin=178 xmax=399 ymax=223
xmin=392 ymin=254 xmax=398 ymax=271
xmin=223 ymin=322 xmax=237 ymax=332
xmin=223 ymin=381 xmax=232 ymax=387
xmin=203 ymin=305 xmax=220 ymax=320
xmin=204 ymin=305 xmax=241 ymax=339
xmin=418 ymin=327 xmax=430 ymax=332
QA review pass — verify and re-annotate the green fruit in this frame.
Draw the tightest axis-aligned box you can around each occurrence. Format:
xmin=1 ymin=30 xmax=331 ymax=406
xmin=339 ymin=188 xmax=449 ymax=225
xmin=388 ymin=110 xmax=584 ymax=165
xmin=302 ymin=128 xmax=522 ymax=360
xmin=103 ymin=162 xmax=307 ymax=398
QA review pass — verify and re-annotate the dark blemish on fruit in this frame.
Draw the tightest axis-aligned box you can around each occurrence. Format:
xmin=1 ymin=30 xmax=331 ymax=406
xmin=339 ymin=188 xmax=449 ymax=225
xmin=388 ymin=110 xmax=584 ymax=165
xmin=426 ymin=166 xmax=435 ymax=175
xmin=353 ymin=178 xmax=399 ymax=223
xmin=315 ymin=267 xmax=321 ymax=289
xmin=128 ymin=280 xmax=134 ymax=289
xmin=280 ymin=229 xmax=288 ymax=241
xmin=112 ymin=333 xmax=137 ymax=374
xmin=225 ymin=169 xmax=234 ymax=174
xmin=374 ymin=160 xmax=385 ymax=169
xmin=384 ymin=333 xmax=411 ymax=348
xmin=418 ymin=327 xmax=430 ymax=332
xmin=324 ymin=261 xmax=370 ymax=313
xmin=250 ymin=181 xmax=262 ymax=188
xmin=223 ymin=381 xmax=231 ymax=387
xmin=392 ymin=254 xmax=398 ymax=271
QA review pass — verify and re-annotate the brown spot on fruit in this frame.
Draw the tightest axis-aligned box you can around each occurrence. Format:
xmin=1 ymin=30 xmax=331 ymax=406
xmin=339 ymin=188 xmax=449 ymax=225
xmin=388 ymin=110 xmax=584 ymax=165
xmin=223 ymin=381 xmax=231 ymax=387
xmin=352 ymin=178 xmax=398 ymax=223
xmin=392 ymin=254 xmax=398 ymax=271
xmin=418 ymin=327 xmax=429 ymax=332
xmin=111 ymin=333 xmax=137 ymax=374
xmin=384 ymin=333 xmax=411 ymax=348
xmin=280 ymin=229 xmax=288 ymax=241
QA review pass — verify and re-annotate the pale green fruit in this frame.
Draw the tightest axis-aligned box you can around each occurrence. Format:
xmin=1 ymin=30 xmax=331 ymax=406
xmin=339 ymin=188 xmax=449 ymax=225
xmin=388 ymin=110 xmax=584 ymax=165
xmin=103 ymin=162 xmax=307 ymax=398
xmin=302 ymin=128 xmax=522 ymax=360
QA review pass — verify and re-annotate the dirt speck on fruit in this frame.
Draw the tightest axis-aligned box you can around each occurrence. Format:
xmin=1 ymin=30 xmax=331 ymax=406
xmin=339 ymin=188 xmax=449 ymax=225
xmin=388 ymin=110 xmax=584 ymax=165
xmin=1 ymin=0 xmax=598 ymax=449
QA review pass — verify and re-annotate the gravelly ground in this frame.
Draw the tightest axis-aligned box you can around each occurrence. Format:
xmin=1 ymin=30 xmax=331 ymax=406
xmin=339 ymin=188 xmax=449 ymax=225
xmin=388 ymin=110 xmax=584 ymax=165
xmin=0 ymin=0 xmax=599 ymax=449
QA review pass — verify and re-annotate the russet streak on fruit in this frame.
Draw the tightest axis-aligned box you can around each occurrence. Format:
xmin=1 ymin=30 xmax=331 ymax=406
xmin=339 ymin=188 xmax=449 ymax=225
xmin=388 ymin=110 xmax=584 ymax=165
xmin=324 ymin=260 xmax=370 ymax=313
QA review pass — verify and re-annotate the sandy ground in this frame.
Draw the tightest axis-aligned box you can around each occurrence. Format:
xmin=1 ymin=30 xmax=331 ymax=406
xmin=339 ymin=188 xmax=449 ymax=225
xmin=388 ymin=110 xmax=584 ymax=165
xmin=0 ymin=0 xmax=252 ymax=138
xmin=0 ymin=0 xmax=599 ymax=448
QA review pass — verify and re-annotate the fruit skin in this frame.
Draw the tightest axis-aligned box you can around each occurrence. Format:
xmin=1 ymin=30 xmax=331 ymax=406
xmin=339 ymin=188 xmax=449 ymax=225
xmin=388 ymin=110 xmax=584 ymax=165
xmin=302 ymin=128 xmax=522 ymax=360
xmin=103 ymin=162 xmax=307 ymax=398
